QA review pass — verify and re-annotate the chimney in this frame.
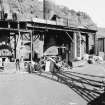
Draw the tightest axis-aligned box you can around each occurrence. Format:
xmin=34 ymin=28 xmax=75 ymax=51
xmin=2 ymin=0 xmax=12 ymax=20
xmin=43 ymin=0 xmax=55 ymax=20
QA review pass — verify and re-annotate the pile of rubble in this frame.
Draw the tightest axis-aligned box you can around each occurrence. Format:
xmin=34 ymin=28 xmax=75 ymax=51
xmin=29 ymin=56 xmax=72 ymax=73
xmin=28 ymin=54 xmax=104 ymax=73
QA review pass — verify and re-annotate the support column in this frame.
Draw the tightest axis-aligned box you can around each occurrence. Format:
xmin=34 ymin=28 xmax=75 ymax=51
xmin=104 ymin=38 xmax=105 ymax=53
xmin=76 ymin=32 xmax=81 ymax=59
xmin=86 ymin=34 xmax=89 ymax=54
xmin=73 ymin=32 xmax=77 ymax=59
xmin=66 ymin=44 xmax=69 ymax=63
xmin=30 ymin=31 xmax=33 ymax=62
xmin=79 ymin=32 xmax=82 ymax=59
xmin=94 ymin=33 xmax=97 ymax=55
xmin=14 ymin=34 xmax=16 ymax=59
xmin=16 ymin=22 xmax=21 ymax=60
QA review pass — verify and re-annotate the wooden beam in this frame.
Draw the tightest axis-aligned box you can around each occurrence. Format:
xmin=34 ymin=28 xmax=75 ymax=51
xmin=65 ymin=32 xmax=74 ymax=43
xmin=0 ymin=27 xmax=31 ymax=33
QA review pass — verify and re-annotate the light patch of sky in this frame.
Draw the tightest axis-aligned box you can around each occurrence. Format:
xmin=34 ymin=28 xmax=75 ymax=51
xmin=39 ymin=0 xmax=105 ymax=28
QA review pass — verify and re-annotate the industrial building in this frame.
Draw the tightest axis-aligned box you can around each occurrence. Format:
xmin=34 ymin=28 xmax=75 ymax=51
xmin=0 ymin=18 xmax=96 ymax=62
xmin=0 ymin=0 xmax=97 ymax=67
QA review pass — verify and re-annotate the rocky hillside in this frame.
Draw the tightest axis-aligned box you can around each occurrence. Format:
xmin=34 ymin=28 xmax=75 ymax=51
xmin=2 ymin=0 xmax=97 ymax=30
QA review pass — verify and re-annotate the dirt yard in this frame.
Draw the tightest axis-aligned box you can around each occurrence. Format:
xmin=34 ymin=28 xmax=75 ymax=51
xmin=0 ymin=63 xmax=105 ymax=105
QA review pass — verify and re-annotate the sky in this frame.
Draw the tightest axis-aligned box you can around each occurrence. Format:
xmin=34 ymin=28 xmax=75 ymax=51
xmin=40 ymin=0 xmax=105 ymax=28
xmin=54 ymin=0 xmax=105 ymax=28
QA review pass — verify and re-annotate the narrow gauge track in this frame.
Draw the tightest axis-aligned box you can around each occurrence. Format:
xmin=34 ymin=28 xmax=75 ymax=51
xmin=33 ymin=57 xmax=105 ymax=105
xmin=53 ymin=63 xmax=105 ymax=105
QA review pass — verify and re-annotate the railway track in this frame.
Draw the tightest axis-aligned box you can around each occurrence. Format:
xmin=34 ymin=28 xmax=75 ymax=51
xmin=32 ymin=56 xmax=105 ymax=105
xmin=54 ymin=64 xmax=105 ymax=105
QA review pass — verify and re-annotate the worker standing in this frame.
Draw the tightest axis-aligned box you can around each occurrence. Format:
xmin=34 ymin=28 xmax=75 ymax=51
xmin=15 ymin=59 xmax=20 ymax=72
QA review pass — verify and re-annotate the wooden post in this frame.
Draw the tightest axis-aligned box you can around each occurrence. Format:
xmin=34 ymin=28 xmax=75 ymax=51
xmin=104 ymin=38 xmax=105 ymax=54
xmin=73 ymin=32 xmax=77 ymax=59
xmin=76 ymin=32 xmax=81 ymax=59
xmin=14 ymin=34 xmax=16 ymax=59
xmin=66 ymin=44 xmax=69 ymax=63
xmin=86 ymin=34 xmax=89 ymax=54
xmin=17 ymin=22 xmax=21 ymax=59
xmin=79 ymin=32 xmax=81 ymax=59
xmin=94 ymin=33 xmax=97 ymax=55
xmin=30 ymin=31 xmax=33 ymax=62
